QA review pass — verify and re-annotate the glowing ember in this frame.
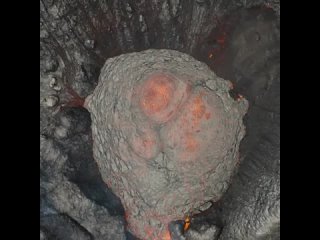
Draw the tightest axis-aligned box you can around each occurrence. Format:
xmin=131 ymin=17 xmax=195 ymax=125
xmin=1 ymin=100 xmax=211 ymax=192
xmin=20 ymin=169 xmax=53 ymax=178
xmin=184 ymin=216 xmax=191 ymax=231
xmin=137 ymin=73 xmax=191 ymax=124
xmin=140 ymin=75 xmax=173 ymax=115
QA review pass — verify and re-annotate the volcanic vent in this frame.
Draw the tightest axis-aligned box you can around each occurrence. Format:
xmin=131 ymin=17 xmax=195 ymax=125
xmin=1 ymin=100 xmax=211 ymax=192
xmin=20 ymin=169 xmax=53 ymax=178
xmin=84 ymin=49 xmax=248 ymax=240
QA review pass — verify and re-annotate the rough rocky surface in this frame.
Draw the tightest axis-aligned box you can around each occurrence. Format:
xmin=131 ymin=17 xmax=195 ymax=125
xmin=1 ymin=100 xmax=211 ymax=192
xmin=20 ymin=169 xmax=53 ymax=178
xmin=40 ymin=0 xmax=280 ymax=239
xmin=84 ymin=49 xmax=248 ymax=239
xmin=210 ymin=8 xmax=280 ymax=240
xmin=40 ymin=130 xmax=126 ymax=240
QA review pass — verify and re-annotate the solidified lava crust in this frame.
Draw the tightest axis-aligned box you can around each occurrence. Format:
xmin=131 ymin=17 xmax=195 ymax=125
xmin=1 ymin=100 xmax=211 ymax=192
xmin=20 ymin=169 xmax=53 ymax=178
xmin=84 ymin=49 xmax=248 ymax=240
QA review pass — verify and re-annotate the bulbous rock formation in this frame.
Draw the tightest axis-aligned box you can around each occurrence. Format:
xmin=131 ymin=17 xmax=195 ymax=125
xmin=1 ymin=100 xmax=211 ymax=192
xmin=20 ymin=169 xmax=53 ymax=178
xmin=84 ymin=49 xmax=248 ymax=240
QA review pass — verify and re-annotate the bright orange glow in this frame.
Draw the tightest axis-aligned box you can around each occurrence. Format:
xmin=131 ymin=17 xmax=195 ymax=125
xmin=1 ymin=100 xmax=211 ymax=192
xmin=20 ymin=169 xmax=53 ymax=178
xmin=141 ymin=78 xmax=172 ymax=114
xmin=138 ymin=74 xmax=191 ymax=124
xmin=184 ymin=216 xmax=191 ymax=231
xmin=185 ymin=134 xmax=198 ymax=152
xmin=191 ymin=95 xmax=206 ymax=119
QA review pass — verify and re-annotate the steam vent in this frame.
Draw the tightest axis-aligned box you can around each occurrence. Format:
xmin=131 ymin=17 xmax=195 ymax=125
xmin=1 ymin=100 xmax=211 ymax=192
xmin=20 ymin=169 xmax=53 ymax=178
xmin=84 ymin=49 xmax=248 ymax=239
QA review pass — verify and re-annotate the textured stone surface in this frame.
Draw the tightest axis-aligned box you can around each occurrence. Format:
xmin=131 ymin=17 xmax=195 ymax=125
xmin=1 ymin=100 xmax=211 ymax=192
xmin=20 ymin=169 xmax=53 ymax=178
xmin=85 ymin=49 xmax=248 ymax=239
xmin=40 ymin=110 xmax=126 ymax=240
xmin=209 ymin=8 xmax=280 ymax=240
xmin=40 ymin=0 xmax=280 ymax=239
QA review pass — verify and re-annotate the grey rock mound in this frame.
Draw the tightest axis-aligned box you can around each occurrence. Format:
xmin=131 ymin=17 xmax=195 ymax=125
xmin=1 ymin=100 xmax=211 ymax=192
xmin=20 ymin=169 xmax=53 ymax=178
xmin=85 ymin=49 xmax=248 ymax=239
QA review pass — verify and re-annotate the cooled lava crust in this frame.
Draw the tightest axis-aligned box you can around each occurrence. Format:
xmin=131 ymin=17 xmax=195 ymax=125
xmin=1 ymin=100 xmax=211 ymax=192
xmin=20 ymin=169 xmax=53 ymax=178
xmin=84 ymin=49 xmax=248 ymax=240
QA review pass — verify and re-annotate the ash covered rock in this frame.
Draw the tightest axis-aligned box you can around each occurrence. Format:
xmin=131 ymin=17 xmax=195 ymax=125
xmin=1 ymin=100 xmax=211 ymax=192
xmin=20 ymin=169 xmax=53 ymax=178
xmin=185 ymin=223 xmax=221 ymax=240
xmin=85 ymin=49 xmax=248 ymax=239
xmin=40 ymin=111 xmax=127 ymax=240
xmin=40 ymin=213 xmax=93 ymax=240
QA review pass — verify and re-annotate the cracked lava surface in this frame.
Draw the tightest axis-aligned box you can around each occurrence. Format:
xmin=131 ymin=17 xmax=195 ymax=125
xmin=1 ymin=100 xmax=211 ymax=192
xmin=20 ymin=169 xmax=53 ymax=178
xmin=84 ymin=49 xmax=248 ymax=239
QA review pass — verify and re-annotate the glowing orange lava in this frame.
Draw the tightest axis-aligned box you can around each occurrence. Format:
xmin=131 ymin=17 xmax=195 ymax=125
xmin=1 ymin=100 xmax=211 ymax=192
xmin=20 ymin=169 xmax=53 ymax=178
xmin=137 ymin=74 xmax=191 ymax=124
xmin=140 ymin=76 xmax=173 ymax=114
xmin=184 ymin=216 xmax=191 ymax=231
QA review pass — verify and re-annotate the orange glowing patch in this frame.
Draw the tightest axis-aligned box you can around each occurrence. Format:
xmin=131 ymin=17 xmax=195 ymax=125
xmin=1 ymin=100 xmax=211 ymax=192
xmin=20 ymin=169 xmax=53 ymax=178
xmin=144 ymin=225 xmax=155 ymax=235
xmin=162 ymin=230 xmax=171 ymax=240
xmin=141 ymin=78 xmax=173 ymax=114
xmin=191 ymin=95 xmax=206 ymax=119
xmin=184 ymin=216 xmax=191 ymax=231
xmin=185 ymin=134 xmax=198 ymax=152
